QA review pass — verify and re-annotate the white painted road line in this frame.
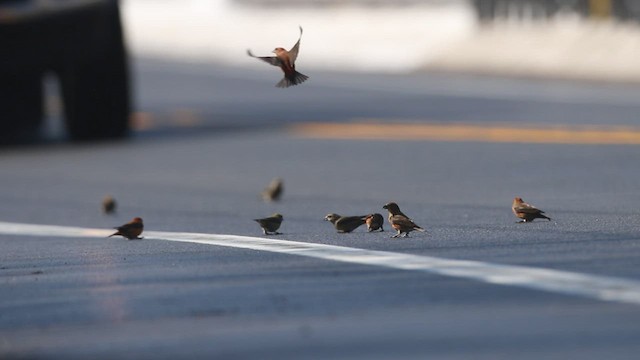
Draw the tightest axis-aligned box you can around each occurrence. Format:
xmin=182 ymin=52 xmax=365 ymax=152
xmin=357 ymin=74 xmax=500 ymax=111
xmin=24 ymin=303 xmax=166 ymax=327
xmin=1 ymin=221 xmax=640 ymax=306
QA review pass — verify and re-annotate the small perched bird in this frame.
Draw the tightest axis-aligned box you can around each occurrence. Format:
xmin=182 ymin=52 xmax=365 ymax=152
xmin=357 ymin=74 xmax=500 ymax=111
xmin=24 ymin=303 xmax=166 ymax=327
xmin=324 ymin=213 xmax=367 ymax=233
xmin=382 ymin=202 xmax=425 ymax=238
xmin=247 ymin=26 xmax=309 ymax=88
xmin=254 ymin=213 xmax=284 ymax=235
xmin=512 ymin=197 xmax=551 ymax=223
xmin=364 ymin=213 xmax=384 ymax=232
xmin=261 ymin=177 xmax=284 ymax=202
xmin=102 ymin=195 xmax=116 ymax=214
xmin=108 ymin=217 xmax=144 ymax=240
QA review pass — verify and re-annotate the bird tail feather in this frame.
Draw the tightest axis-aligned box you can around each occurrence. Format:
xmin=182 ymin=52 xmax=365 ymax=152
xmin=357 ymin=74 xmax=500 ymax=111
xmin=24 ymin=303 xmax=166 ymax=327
xmin=414 ymin=226 xmax=426 ymax=232
xmin=276 ymin=71 xmax=309 ymax=88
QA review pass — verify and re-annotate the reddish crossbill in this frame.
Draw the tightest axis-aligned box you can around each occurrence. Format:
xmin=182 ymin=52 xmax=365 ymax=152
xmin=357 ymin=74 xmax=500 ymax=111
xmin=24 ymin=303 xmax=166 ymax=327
xmin=261 ymin=177 xmax=284 ymax=202
xmin=254 ymin=213 xmax=283 ymax=235
xmin=108 ymin=217 xmax=144 ymax=240
xmin=512 ymin=197 xmax=551 ymax=223
xmin=364 ymin=213 xmax=384 ymax=232
xmin=382 ymin=202 xmax=425 ymax=238
xmin=247 ymin=26 xmax=309 ymax=88
xmin=324 ymin=213 xmax=367 ymax=233
xmin=102 ymin=195 xmax=116 ymax=214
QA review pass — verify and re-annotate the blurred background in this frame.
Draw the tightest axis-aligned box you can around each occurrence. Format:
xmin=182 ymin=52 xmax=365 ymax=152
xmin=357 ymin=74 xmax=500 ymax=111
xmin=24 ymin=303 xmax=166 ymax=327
xmin=121 ymin=0 xmax=640 ymax=79
xmin=2 ymin=0 xmax=640 ymax=141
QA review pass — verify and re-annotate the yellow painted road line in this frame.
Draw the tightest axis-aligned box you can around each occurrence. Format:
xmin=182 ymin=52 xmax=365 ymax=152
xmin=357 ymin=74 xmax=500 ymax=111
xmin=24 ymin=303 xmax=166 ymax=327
xmin=290 ymin=121 xmax=640 ymax=145
xmin=2 ymin=220 xmax=640 ymax=305
xmin=130 ymin=109 xmax=204 ymax=131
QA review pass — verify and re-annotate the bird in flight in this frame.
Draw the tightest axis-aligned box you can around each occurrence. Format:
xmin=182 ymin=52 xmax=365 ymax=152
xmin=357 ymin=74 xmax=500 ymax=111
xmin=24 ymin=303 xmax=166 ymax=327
xmin=261 ymin=177 xmax=284 ymax=202
xmin=247 ymin=26 xmax=309 ymax=88
xmin=102 ymin=195 xmax=116 ymax=215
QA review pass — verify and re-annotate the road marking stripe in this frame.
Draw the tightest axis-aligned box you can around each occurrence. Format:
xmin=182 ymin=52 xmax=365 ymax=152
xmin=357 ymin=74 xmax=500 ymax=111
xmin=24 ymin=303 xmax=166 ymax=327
xmin=1 ymin=220 xmax=640 ymax=305
xmin=290 ymin=121 xmax=640 ymax=145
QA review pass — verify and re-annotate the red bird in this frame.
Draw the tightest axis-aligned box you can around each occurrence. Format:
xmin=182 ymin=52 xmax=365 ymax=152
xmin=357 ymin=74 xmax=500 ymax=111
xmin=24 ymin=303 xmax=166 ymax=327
xmin=108 ymin=217 xmax=144 ymax=240
xmin=364 ymin=213 xmax=384 ymax=232
xmin=247 ymin=26 xmax=309 ymax=88
xmin=512 ymin=197 xmax=551 ymax=223
xmin=383 ymin=202 xmax=425 ymax=238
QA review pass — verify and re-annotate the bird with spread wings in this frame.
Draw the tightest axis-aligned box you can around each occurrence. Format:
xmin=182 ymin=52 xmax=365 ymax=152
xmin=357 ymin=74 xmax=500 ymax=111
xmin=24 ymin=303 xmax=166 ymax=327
xmin=247 ymin=26 xmax=309 ymax=88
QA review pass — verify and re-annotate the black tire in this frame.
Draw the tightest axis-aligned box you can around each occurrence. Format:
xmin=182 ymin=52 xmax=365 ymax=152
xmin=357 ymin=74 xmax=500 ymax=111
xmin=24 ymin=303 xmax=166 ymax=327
xmin=616 ymin=0 xmax=640 ymax=20
xmin=0 ymin=70 xmax=43 ymax=143
xmin=474 ymin=0 xmax=497 ymax=21
xmin=60 ymin=2 xmax=130 ymax=141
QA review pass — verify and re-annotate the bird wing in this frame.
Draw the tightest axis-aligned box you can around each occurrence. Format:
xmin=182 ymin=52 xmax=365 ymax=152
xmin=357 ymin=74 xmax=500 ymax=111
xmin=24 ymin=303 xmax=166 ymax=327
xmin=247 ymin=49 xmax=283 ymax=67
xmin=513 ymin=203 xmax=542 ymax=214
xmin=288 ymin=26 xmax=303 ymax=63
xmin=256 ymin=217 xmax=281 ymax=230
xmin=338 ymin=216 xmax=364 ymax=224
xmin=119 ymin=222 xmax=143 ymax=232
xmin=390 ymin=215 xmax=419 ymax=229
xmin=336 ymin=216 xmax=366 ymax=229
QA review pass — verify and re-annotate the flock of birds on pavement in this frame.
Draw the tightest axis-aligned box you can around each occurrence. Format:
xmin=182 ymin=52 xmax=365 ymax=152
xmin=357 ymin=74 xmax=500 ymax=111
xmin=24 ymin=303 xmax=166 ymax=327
xmin=104 ymin=178 xmax=552 ymax=241
xmin=105 ymin=27 xmax=552 ymax=240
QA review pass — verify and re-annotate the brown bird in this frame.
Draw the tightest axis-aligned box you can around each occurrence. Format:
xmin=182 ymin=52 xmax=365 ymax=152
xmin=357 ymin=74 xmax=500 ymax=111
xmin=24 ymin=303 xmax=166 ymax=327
xmin=382 ymin=202 xmax=425 ymax=238
xmin=102 ymin=195 xmax=116 ymax=214
xmin=261 ymin=177 xmax=284 ymax=202
xmin=247 ymin=26 xmax=309 ymax=88
xmin=364 ymin=213 xmax=384 ymax=232
xmin=324 ymin=213 xmax=367 ymax=233
xmin=254 ymin=213 xmax=283 ymax=235
xmin=512 ymin=197 xmax=551 ymax=223
xmin=108 ymin=217 xmax=144 ymax=240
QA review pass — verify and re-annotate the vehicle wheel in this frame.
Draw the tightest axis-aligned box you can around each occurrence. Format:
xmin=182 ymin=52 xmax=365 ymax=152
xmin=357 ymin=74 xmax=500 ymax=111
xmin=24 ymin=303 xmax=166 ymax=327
xmin=60 ymin=4 xmax=130 ymax=141
xmin=0 ymin=70 xmax=43 ymax=142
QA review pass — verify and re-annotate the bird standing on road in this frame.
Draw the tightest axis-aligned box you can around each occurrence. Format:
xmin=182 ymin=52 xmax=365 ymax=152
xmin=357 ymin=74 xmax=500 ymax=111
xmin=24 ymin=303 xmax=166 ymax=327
xmin=102 ymin=195 xmax=116 ymax=214
xmin=324 ymin=213 xmax=367 ymax=233
xmin=364 ymin=213 xmax=384 ymax=232
xmin=254 ymin=213 xmax=284 ymax=235
xmin=382 ymin=202 xmax=425 ymax=238
xmin=247 ymin=26 xmax=309 ymax=88
xmin=108 ymin=217 xmax=144 ymax=240
xmin=261 ymin=177 xmax=284 ymax=202
xmin=512 ymin=197 xmax=551 ymax=223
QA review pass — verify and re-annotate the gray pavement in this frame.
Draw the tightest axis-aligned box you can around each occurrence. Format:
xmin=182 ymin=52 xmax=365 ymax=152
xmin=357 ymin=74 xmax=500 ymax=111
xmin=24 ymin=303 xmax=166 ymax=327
xmin=2 ymin=59 xmax=640 ymax=358
xmin=134 ymin=59 xmax=640 ymax=128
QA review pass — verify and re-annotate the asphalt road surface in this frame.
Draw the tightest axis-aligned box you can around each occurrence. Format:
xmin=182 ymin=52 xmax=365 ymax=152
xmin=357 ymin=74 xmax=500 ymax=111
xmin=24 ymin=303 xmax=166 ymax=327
xmin=2 ymin=59 xmax=640 ymax=359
